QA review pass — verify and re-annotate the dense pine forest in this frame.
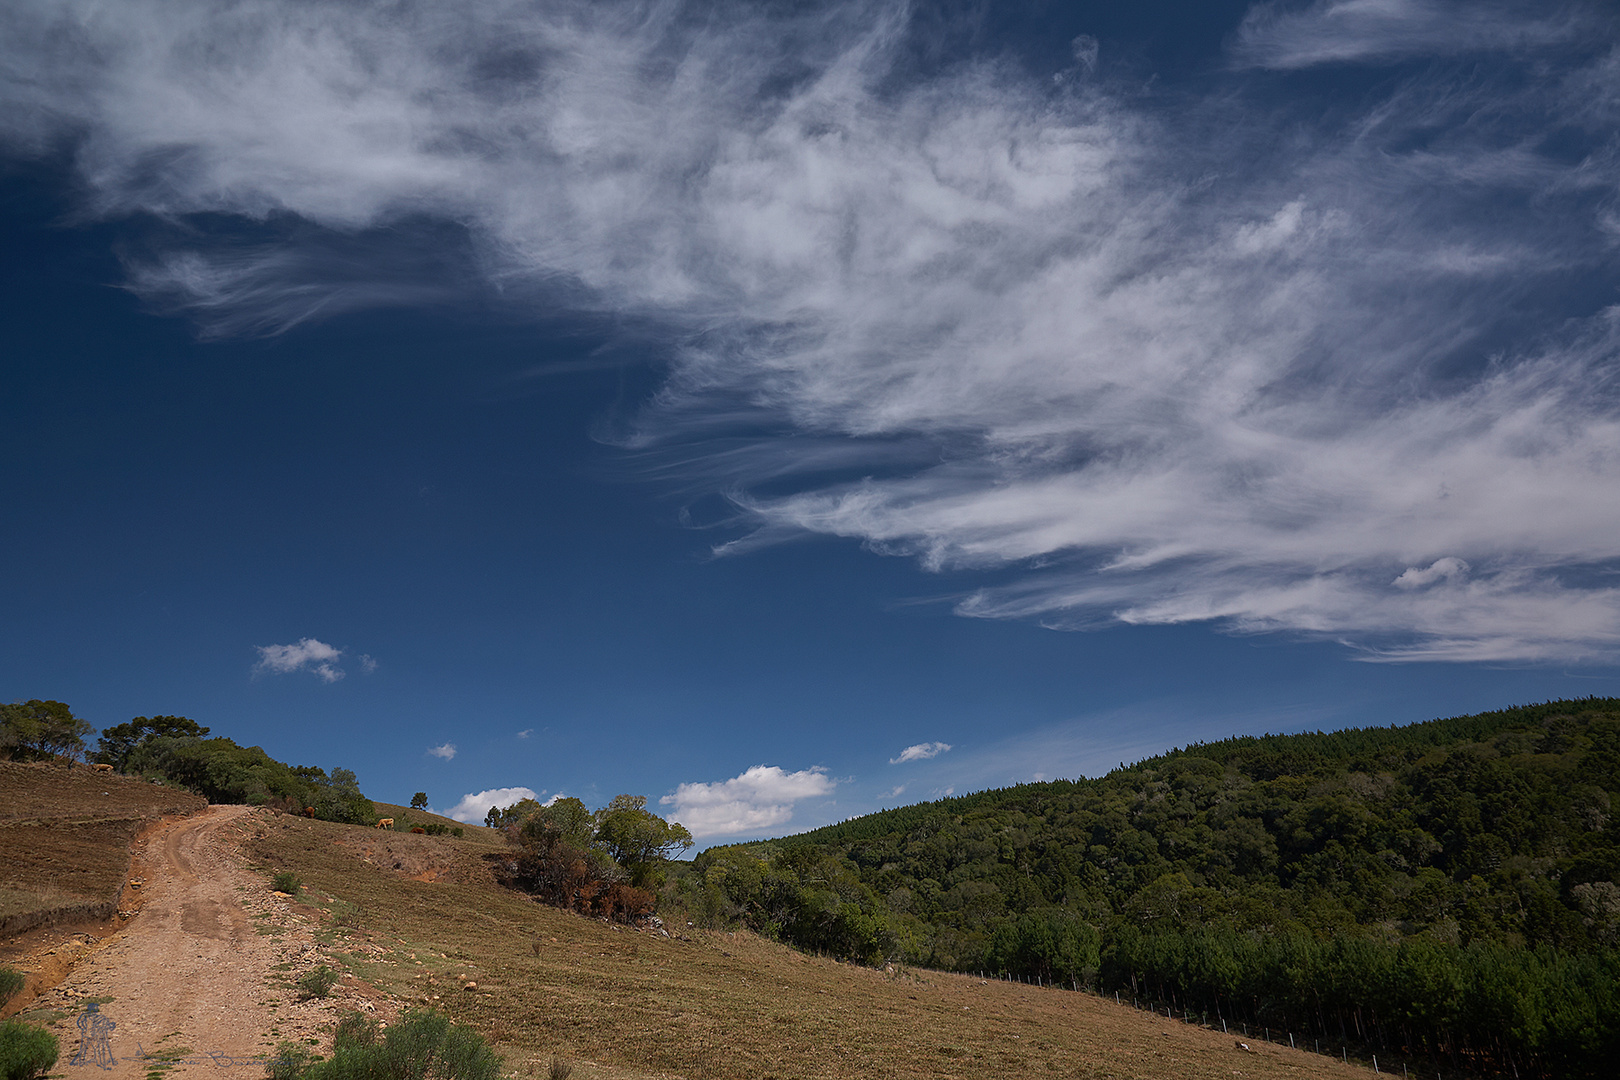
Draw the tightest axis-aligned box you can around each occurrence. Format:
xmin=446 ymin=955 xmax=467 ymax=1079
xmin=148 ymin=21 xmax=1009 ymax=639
xmin=684 ymin=699 xmax=1620 ymax=1077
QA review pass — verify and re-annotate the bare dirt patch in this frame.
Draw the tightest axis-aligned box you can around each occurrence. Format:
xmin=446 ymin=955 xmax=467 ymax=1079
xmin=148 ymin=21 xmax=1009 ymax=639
xmin=7 ymin=806 xmax=401 ymax=1080
xmin=329 ymin=831 xmax=493 ymax=886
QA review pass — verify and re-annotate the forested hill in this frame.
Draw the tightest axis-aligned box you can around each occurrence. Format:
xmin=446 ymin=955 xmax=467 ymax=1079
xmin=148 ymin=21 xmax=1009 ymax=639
xmin=776 ymin=698 xmax=1619 ymax=948
xmin=686 ymin=698 xmax=1620 ymax=1077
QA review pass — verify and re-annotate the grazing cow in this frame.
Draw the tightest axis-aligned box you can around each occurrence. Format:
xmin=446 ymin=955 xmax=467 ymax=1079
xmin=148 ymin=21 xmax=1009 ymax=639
xmin=410 ymin=826 xmax=425 ymax=834
xmin=304 ymin=807 xmax=316 ymax=818
xmin=1235 ymin=1042 xmax=1252 ymax=1053
xmin=376 ymin=818 xmax=394 ymax=829
xmin=91 ymin=763 xmax=114 ymax=773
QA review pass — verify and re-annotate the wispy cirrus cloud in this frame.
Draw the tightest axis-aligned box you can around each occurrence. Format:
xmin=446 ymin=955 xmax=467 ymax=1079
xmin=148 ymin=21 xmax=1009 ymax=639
xmin=1230 ymin=0 xmax=1593 ymax=69
xmin=890 ymin=741 xmax=952 ymax=764
xmin=661 ymin=765 xmax=836 ymax=838
xmin=5 ymin=0 xmax=1619 ymax=662
xmin=254 ymin=637 xmax=346 ymax=683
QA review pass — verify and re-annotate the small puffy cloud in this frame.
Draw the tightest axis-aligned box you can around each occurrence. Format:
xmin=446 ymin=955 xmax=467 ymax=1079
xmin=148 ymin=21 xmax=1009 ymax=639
xmin=254 ymin=638 xmax=345 ymax=683
xmin=441 ymin=786 xmax=537 ymax=824
xmin=1393 ymin=557 xmax=1470 ymax=590
xmin=890 ymin=741 xmax=952 ymax=764
xmin=661 ymin=765 xmax=836 ymax=838
xmin=427 ymin=743 xmax=457 ymax=761
xmin=359 ymin=654 xmax=378 ymax=674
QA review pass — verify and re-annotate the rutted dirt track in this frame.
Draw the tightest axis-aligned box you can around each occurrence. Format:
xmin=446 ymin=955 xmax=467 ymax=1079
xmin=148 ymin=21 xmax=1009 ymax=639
xmin=25 ymin=806 xmax=388 ymax=1079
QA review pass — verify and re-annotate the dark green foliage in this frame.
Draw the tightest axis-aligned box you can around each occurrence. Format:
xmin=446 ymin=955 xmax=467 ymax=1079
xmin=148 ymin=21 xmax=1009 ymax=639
xmin=297 ymin=965 xmax=339 ymax=1000
xmin=491 ymin=795 xmax=679 ymax=922
xmin=485 ymin=798 xmax=543 ymax=829
xmin=272 ymin=871 xmax=302 ymax=895
xmin=0 ymin=699 xmax=93 ymax=762
xmin=117 ymin=732 xmax=373 ymax=824
xmin=0 ymin=968 xmax=22 ymax=1007
xmin=283 ymin=1009 xmax=499 ymax=1080
xmin=94 ymin=715 xmax=209 ymax=771
xmin=267 ymin=1042 xmax=316 ymax=1080
xmin=593 ymin=794 xmax=694 ymax=888
xmin=0 ymin=1020 xmax=58 ymax=1080
xmin=688 ymin=698 xmax=1620 ymax=1077
xmin=410 ymin=792 xmax=429 ymax=811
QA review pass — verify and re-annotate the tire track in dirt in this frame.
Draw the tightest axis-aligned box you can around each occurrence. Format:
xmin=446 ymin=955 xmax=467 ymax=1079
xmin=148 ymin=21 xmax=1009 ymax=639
xmin=32 ymin=806 xmax=388 ymax=1080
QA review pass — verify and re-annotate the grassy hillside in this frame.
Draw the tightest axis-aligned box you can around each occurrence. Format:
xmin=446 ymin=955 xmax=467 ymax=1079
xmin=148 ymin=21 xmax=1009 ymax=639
xmin=239 ymin=811 xmax=1376 ymax=1080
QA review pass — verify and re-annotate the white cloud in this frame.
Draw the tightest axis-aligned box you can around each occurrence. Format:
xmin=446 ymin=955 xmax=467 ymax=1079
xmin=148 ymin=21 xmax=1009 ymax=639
xmin=890 ymin=741 xmax=952 ymax=764
xmin=1393 ymin=557 xmax=1470 ymax=591
xmin=427 ymin=742 xmax=457 ymax=761
xmin=441 ymin=786 xmax=537 ymax=824
xmin=254 ymin=637 xmax=345 ymax=683
xmin=516 ymin=728 xmax=534 ymax=739
xmin=1230 ymin=0 xmax=1588 ymax=70
xmin=661 ymin=765 xmax=836 ymax=838
xmin=5 ymin=0 xmax=1620 ymax=663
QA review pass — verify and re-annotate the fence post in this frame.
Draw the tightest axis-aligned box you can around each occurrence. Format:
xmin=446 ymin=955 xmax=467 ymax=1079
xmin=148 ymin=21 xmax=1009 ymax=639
xmin=1374 ymin=1054 xmax=1379 ymax=1074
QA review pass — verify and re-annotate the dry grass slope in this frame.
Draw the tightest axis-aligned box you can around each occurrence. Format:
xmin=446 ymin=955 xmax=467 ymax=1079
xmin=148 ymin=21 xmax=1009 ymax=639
xmin=0 ymin=760 xmax=204 ymax=935
xmin=244 ymin=814 xmax=1377 ymax=1080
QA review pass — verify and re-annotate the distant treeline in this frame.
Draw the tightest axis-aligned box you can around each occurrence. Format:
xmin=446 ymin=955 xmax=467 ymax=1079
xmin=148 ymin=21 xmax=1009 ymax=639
xmin=1 ymin=703 xmax=376 ymax=826
xmin=683 ymin=698 xmax=1620 ymax=1078
xmin=100 ymin=715 xmax=377 ymax=824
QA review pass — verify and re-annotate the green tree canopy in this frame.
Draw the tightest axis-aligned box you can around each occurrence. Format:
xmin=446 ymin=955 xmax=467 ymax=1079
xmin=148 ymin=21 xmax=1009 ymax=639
xmin=594 ymin=794 xmax=694 ymax=888
xmin=95 ymin=715 xmax=210 ymax=772
xmin=0 ymin=700 xmax=94 ymax=762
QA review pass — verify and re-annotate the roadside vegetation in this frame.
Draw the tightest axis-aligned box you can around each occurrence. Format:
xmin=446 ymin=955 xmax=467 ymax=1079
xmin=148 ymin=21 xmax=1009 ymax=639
xmin=270 ymin=1009 xmax=498 ymax=1080
xmin=0 ymin=965 xmax=56 ymax=1080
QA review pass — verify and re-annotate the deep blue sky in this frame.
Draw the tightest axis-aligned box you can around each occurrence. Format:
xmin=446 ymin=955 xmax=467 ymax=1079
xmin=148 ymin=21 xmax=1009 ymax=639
xmin=3 ymin=1 xmax=1619 ymax=841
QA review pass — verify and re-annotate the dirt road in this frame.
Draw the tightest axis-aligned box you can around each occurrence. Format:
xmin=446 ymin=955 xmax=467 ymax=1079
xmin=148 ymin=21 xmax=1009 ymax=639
xmin=28 ymin=805 xmax=379 ymax=1079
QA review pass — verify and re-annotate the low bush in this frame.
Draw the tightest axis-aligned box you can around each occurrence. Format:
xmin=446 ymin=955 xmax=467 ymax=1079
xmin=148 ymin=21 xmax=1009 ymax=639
xmin=273 ymin=1009 xmax=499 ymax=1080
xmin=266 ymin=1042 xmax=315 ymax=1080
xmin=272 ymin=871 xmax=302 ymax=895
xmin=0 ymin=1020 xmax=59 ymax=1080
xmin=296 ymin=965 xmax=339 ymax=1000
xmin=0 ymin=968 xmax=23 ymax=1006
